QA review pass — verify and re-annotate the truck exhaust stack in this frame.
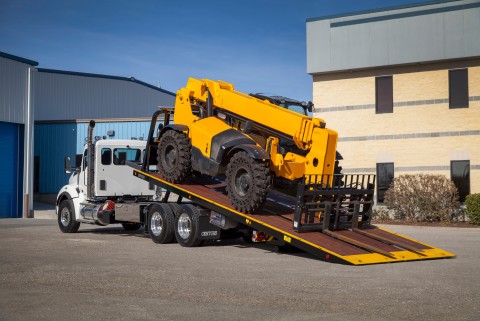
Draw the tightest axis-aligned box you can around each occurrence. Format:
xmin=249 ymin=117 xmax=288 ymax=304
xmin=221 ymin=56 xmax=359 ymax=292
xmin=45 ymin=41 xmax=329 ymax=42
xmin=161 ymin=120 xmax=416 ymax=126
xmin=87 ymin=120 xmax=95 ymax=200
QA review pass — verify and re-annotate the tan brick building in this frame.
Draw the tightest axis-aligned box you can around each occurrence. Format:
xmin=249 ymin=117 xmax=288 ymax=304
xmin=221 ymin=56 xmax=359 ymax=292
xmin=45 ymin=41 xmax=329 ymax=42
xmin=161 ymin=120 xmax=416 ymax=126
xmin=307 ymin=0 xmax=480 ymax=202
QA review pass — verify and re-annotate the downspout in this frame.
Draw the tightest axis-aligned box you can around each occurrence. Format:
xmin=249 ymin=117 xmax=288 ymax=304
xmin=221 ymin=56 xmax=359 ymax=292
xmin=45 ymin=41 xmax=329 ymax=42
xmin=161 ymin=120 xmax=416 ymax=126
xmin=23 ymin=67 xmax=34 ymax=218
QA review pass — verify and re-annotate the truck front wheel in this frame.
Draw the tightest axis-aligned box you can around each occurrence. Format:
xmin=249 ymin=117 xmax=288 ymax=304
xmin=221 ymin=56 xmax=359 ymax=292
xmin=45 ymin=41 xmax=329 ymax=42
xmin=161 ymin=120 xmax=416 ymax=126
xmin=58 ymin=199 xmax=80 ymax=233
xmin=157 ymin=130 xmax=191 ymax=183
xmin=226 ymin=151 xmax=271 ymax=213
xmin=148 ymin=204 xmax=175 ymax=244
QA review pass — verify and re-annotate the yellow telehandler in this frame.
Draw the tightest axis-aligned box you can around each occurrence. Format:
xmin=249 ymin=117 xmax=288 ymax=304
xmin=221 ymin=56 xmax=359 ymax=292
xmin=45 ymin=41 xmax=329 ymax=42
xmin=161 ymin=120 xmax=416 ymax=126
xmin=156 ymin=78 xmax=337 ymax=213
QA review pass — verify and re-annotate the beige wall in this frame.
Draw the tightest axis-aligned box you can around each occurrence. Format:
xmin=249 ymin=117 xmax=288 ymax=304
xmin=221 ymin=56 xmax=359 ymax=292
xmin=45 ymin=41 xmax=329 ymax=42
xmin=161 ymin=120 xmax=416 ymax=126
xmin=312 ymin=59 xmax=480 ymax=195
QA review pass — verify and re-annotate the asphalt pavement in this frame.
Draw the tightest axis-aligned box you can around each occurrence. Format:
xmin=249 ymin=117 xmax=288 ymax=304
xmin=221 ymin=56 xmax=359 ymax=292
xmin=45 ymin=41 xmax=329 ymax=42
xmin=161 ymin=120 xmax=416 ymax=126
xmin=0 ymin=218 xmax=478 ymax=321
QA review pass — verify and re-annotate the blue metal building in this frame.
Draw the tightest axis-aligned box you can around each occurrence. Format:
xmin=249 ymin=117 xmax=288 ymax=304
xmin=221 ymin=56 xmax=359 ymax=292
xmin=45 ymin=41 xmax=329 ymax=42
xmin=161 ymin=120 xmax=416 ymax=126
xmin=0 ymin=52 xmax=37 ymax=218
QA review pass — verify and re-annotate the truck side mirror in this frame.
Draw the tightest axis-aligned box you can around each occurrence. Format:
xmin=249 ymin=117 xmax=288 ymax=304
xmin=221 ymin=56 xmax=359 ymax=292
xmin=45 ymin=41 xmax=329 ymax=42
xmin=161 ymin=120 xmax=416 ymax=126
xmin=64 ymin=157 xmax=72 ymax=174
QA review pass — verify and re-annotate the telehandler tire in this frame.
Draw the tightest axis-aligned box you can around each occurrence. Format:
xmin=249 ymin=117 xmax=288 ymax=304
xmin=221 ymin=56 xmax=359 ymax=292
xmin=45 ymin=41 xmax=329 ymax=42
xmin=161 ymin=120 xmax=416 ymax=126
xmin=225 ymin=151 xmax=271 ymax=213
xmin=157 ymin=130 xmax=191 ymax=183
xmin=58 ymin=199 xmax=80 ymax=233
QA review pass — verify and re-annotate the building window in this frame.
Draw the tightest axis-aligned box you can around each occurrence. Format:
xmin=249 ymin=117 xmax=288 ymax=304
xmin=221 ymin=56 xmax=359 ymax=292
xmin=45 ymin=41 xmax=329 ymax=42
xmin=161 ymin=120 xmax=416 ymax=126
xmin=375 ymin=76 xmax=393 ymax=114
xmin=449 ymin=69 xmax=469 ymax=109
xmin=376 ymin=163 xmax=394 ymax=203
xmin=451 ymin=160 xmax=470 ymax=202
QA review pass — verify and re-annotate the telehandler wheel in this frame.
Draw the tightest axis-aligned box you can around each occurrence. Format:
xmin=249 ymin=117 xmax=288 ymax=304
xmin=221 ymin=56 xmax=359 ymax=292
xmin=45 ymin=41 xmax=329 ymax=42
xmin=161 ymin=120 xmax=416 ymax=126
xmin=148 ymin=204 xmax=175 ymax=244
xmin=225 ymin=151 xmax=271 ymax=213
xmin=157 ymin=130 xmax=191 ymax=183
xmin=174 ymin=205 xmax=202 ymax=247
xmin=58 ymin=199 xmax=80 ymax=233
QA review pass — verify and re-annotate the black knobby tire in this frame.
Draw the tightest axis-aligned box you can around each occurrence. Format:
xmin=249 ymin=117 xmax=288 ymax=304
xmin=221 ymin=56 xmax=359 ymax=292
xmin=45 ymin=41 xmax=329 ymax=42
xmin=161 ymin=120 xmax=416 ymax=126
xmin=157 ymin=130 xmax=191 ymax=183
xmin=58 ymin=199 xmax=80 ymax=233
xmin=148 ymin=204 xmax=175 ymax=244
xmin=122 ymin=223 xmax=142 ymax=231
xmin=174 ymin=205 xmax=202 ymax=247
xmin=225 ymin=151 xmax=271 ymax=213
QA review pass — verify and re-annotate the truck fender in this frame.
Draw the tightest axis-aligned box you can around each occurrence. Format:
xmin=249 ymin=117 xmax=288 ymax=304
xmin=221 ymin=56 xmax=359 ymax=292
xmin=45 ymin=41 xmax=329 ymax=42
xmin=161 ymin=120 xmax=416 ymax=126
xmin=56 ymin=185 xmax=84 ymax=221
xmin=226 ymin=144 xmax=270 ymax=161
xmin=159 ymin=124 xmax=189 ymax=137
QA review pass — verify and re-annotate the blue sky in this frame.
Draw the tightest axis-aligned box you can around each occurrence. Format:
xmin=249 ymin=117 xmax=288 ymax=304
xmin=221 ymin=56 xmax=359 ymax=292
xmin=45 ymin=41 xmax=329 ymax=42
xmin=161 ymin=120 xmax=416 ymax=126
xmin=1 ymin=0 xmax=428 ymax=100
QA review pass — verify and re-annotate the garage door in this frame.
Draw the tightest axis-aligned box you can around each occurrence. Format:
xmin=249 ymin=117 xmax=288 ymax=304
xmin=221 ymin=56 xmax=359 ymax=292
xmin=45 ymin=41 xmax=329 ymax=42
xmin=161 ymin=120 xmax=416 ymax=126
xmin=0 ymin=122 xmax=23 ymax=218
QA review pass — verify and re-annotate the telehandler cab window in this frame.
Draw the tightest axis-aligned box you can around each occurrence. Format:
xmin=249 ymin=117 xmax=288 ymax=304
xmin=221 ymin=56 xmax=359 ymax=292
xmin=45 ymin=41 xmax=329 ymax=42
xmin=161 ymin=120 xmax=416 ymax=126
xmin=113 ymin=148 xmax=141 ymax=165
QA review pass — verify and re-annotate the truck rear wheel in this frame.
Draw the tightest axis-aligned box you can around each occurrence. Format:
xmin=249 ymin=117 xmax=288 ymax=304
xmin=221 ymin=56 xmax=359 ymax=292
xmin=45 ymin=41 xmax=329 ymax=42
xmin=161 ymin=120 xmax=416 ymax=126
xmin=157 ymin=130 xmax=191 ymax=183
xmin=148 ymin=204 xmax=175 ymax=244
xmin=58 ymin=199 xmax=80 ymax=233
xmin=168 ymin=203 xmax=182 ymax=217
xmin=174 ymin=205 xmax=202 ymax=247
xmin=226 ymin=151 xmax=271 ymax=213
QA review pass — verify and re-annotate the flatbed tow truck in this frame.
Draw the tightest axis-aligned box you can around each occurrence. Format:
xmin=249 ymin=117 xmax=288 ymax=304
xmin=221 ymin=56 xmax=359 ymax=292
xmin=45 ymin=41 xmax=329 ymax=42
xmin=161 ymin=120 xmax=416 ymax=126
xmin=128 ymin=108 xmax=455 ymax=265
xmin=58 ymin=79 xmax=455 ymax=265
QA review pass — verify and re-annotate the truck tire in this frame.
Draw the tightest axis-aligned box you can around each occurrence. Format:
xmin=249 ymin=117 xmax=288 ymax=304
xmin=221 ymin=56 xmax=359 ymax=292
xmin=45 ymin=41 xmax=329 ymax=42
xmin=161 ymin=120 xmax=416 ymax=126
xmin=58 ymin=199 xmax=80 ymax=233
xmin=174 ymin=205 xmax=202 ymax=247
xmin=122 ymin=223 xmax=142 ymax=231
xmin=168 ymin=203 xmax=182 ymax=217
xmin=225 ymin=151 xmax=271 ymax=213
xmin=148 ymin=204 xmax=175 ymax=244
xmin=167 ymin=204 xmax=182 ymax=243
xmin=157 ymin=130 xmax=191 ymax=183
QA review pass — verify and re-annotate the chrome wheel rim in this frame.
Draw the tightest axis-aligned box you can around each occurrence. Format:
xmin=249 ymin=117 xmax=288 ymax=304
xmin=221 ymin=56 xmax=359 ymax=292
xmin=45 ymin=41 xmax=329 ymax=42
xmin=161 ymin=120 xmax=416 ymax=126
xmin=150 ymin=212 xmax=163 ymax=237
xmin=60 ymin=207 xmax=70 ymax=227
xmin=177 ymin=213 xmax=191 ymax=240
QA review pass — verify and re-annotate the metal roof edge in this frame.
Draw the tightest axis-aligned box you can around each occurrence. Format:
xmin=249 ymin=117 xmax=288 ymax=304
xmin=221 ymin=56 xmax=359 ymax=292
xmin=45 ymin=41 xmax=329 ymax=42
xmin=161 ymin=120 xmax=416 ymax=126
xmin=37 ymin=68 xmax=176 ymax=96
xmin=306 ymin=0 xmax=462 ymax=22
xmin=0 ymin=51 xmax=39 ymax=66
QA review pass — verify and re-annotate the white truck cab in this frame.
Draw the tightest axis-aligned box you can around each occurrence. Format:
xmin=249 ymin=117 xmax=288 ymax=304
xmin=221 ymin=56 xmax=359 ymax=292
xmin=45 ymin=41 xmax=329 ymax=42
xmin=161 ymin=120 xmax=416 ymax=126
xmin=56 ymin=121 xmax=156 ymax=232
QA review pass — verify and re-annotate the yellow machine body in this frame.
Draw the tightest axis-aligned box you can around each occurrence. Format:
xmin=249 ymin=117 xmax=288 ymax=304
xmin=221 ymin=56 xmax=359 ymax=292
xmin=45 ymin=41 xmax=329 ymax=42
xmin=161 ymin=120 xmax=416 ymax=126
xmin=173 ymin=78 xmax=338 ymax=181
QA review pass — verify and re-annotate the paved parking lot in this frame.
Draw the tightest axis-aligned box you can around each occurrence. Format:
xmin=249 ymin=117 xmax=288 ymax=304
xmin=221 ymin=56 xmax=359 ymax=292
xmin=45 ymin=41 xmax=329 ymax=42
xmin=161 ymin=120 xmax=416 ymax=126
xmin=0 ymin=218 xmax=478 ymax=321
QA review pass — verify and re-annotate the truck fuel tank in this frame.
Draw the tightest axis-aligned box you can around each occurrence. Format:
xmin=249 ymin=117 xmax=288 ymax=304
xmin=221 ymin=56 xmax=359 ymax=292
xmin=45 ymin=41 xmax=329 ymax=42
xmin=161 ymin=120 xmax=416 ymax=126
xmin=80 ymin=201 xmax=113 ymax=226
